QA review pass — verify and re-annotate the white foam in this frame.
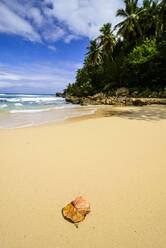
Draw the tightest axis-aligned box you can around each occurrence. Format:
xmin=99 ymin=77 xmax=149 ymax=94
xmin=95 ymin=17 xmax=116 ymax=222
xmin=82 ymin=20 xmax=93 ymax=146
xmin=20 ymin=97 xmax=62 ymax=102
xmin=10 ymin=108 xmax=52 ymax=113
xmin=0 ymin=104 xmax=7 ymax=108
xmin=0 ymin=96 xmax=65 ymax=103
xmin=15 ymin=103 xmax=22 ymax=106
xmin=0 ymin=97 xmax=98 ymax=129
xmin=10 ymin=105 xmax=78 ymax=113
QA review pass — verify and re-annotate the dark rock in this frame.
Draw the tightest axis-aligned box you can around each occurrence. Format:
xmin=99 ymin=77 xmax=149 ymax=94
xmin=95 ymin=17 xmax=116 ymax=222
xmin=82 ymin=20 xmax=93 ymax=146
xmin=56 ymin=92 xmax=65 ymax=97
xmin=80 ymin=98 xmax=101 ymax=105
xmin=90 ymin=93 xmax=106 ymax=100
xmin=65 ymin=96 xmax=81 ymax=104
xmin=116 ymin=87 xmax=129 ymax=97
xmin=151 ymin=92 xmax=159 ymax=98
xmin=132 ymin=99 xmax=145 ymax=106
xmin=131 ymin=91 xmax=139 ymax=97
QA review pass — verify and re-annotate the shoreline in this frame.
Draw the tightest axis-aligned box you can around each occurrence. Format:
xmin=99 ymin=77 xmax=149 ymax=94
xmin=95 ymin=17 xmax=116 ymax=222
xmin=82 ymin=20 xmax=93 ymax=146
xmin=1 ymin=104 xmax=166 ymax=131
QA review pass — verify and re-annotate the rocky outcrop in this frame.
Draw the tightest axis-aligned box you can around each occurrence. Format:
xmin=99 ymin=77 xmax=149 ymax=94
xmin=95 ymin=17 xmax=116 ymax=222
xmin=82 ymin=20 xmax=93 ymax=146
xmin=116 ymin=87 xmax=129 ymax=97
xmin=65 ymin=95 xmax=166 ymax=106
xmin=56 ymin=92 xmax=65 ymax=97
xmin=89 ymin=92 xmax=106 ymax=100
xmin=65 ymin=96 xmax=101 ymax=105
xmin=128 ymin=98 xmax=166 ymax=106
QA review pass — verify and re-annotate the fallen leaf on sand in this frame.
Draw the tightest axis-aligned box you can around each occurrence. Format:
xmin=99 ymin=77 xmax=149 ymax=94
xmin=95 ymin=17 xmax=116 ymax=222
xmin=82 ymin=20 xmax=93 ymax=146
xmin=62 ymin=196 xmax=90 ymax=224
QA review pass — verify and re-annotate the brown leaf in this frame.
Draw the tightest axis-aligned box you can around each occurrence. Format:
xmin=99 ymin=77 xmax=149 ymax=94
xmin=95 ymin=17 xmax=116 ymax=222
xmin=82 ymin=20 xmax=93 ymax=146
xmin=62 ymin=196 xmax=90 ymax=223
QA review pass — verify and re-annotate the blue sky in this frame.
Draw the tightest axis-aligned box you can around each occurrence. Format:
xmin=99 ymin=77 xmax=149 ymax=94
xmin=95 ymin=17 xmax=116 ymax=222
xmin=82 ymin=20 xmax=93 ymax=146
xmin=0 ymin=0 xmax=125 ymax=94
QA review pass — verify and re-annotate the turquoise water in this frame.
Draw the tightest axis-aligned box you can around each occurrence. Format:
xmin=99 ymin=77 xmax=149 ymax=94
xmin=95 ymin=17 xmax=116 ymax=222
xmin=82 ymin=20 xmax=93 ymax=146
xmin=0 ymin=93 xmax=66 ymax=113
xmin=0 ymin=94 xmax=97 ymax=129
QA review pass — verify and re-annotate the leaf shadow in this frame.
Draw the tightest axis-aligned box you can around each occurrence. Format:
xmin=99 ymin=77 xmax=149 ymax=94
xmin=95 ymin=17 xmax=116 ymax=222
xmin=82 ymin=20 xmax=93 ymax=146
xmin=102 ymin=105 xmax=166 ymax=121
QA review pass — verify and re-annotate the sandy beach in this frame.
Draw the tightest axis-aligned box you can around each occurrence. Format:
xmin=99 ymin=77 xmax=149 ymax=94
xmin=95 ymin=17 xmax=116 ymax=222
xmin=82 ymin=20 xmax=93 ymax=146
xmin=0 ymin=105 xmax=166 ymax=248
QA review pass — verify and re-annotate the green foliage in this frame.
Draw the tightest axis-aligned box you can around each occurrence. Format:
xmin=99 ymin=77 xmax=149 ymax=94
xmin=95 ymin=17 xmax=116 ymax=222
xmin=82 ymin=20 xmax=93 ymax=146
xmin=126 ymin=39 xmax=158 ymax=64
xmin=64 ymin=81 xmax=92 ymax=97
xmin=164 ymin=86 xmax=166 ymax=97
xmin=122 ymin=38 xmax=166 ymax=89
xmin=115 ymin=0 xmax=142 ymax=45
xmin=98 ymin=23 xmax=116 ymax=55
xmin=138 ymin=88 xmax=152 ymax=97
xmin=64 ymin=0 xmax=166 ymax=98
xmin=86 ymin=40 xmax=102 ymax=65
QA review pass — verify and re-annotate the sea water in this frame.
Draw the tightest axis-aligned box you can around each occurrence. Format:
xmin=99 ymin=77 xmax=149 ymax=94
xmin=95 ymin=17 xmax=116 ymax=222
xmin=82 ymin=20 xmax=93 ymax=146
xmin=0 ymin=94 xmax=97 ymax=129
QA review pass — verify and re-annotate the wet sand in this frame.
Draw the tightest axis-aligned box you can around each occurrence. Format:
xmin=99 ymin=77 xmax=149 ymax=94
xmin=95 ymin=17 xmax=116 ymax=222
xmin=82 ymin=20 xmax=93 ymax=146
xmin=0 ymin=105 xmax=166 ymax=248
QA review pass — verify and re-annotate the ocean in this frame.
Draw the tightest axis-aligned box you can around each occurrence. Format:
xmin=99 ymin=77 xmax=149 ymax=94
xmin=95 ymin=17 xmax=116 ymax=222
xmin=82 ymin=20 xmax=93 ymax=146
xmin=0 ymin=94 xmax=97 ymax=129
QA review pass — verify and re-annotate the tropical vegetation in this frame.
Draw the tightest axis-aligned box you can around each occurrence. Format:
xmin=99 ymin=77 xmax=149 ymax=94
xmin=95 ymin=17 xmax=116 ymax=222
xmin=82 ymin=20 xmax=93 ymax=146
xmin=64 ymin=0 xmax=166 ymax=98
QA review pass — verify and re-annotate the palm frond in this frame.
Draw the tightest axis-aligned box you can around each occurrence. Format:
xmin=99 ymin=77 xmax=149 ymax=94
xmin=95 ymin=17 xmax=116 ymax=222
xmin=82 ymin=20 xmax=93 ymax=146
xmin=116 ymin=9 xmax=128 ymax=17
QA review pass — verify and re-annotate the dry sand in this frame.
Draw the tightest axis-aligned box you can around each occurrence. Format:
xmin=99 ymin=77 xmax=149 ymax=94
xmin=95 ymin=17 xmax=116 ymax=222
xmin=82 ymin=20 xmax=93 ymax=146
xmin=0 ymin=105 xmax=166 ymax=248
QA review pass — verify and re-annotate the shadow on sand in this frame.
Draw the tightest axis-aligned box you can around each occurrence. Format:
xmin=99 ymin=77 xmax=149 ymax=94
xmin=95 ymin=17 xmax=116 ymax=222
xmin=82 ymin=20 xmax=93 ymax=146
xmin=102 ymin=105 xmax=166 ymax=121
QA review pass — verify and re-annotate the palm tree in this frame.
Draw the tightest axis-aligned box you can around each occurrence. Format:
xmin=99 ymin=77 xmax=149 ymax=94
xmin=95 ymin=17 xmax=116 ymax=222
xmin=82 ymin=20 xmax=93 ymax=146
xmin=140 ymin=0 xmax=160 ymax=39
xmin=86 ymin=40 xmax=102 ymax=65
xmin=115 ymin=0 xmax=143 ymax=45
xmin=85 ymin=40 xmax=102 ymax=87
xmin=98 ymin=23 xmax=116 ymax=56
xmin=160 ymin=0 xmax=166 ymax=31
xmin=96 ymin=23 xmax=116 ymax=79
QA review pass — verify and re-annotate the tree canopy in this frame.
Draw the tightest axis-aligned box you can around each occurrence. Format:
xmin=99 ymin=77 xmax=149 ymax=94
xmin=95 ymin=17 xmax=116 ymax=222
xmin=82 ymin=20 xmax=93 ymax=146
xmin=64 ymin=0 xmax=166 ymax=98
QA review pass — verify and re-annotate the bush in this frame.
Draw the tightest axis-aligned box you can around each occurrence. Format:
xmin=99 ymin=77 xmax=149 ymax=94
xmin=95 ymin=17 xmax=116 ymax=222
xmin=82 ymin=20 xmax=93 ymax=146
xmin=121 ymin=38 xmax=165 ymax=90
xmin=164 ymin=86 xmax=166 ymax=97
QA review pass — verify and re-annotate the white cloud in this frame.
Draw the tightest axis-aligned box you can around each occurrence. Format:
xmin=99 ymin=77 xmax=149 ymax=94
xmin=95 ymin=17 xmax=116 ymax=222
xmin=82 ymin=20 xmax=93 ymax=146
xmin=0 ymin=81 xmax=23 ymax=88
xmin=0 ymin=72 xmax=21 ymax=81
xmin=44 ymin=0 xmax=124 ymax=39
xmin=0 ymin=82 xmax=13 ymax=88
xmin=64 ymin=34 xmax=81 ymax=44
xmin=0 ymin=62 xmax=77 ymax=93
xmin=28 ymin=8 xmax=43 ymax=26
xmin=0 ymin=2 xmax=41 ymax=42
xmin=48 ymin=45 xmax=56 ymax=52
xmin=42 ymin=27 xmax=65 ymax=42
xmin=0 ymin=0 xmax=124 ymax=43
